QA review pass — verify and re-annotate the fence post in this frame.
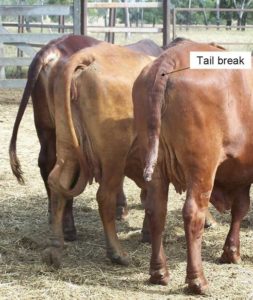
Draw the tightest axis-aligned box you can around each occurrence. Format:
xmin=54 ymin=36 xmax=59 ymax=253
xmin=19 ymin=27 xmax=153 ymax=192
xmin=163 ymin=0 xmax=170 ymax=47
xmin=81 ymin=0 xmax=88 ymax=35
xmin=0 ymin=16 xmax=5 ymax=80
xmin=73 ymin=0 xmax=81 ymax=34
xmin=108 ymin=8 xmax=116 ymax=43
xmin=172 ymin=8 xmax=176 ymax=40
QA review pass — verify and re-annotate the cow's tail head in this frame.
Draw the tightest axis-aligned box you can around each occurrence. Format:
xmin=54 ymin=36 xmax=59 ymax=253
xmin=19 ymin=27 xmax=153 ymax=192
xmin=134 ymin=61 xmax=169 ymax=182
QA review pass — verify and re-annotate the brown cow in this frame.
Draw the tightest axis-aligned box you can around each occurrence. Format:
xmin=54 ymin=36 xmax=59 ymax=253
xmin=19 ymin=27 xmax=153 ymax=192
xmin=9 ymin=35 xmax=163 ymax=241
xmin=132 ymin=39 xmax=253 ymax=294
xmin=9 ymin=35 xmax=101 ymax=241
xmin=41 ymin=42 xmax=154 ymax=268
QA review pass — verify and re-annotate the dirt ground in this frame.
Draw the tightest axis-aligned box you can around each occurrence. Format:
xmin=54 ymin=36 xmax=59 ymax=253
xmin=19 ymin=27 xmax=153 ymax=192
xmin=0 ymin=89 xmax=253 ymax=300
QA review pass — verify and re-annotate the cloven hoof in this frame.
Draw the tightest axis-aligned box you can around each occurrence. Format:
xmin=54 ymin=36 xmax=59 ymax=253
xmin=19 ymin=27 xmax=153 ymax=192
xmin=186 ymin=276 xmax=209 ymax=295
xmin=109 ymin=252 xmax=130 ymax=266
xmin=42 ymin=247 xmax=62 ymax=269
xmin=149 ymin=269 xmax=170 ymax=286
xmin=220 ymin=246 xmax=241 ymax=264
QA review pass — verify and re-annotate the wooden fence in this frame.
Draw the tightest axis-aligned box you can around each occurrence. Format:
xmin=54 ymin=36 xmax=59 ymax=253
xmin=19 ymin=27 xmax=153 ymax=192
xmin=0 ymin=0 xmax=170 ymax=88
xmin=0 ymin=2 xmax=82 ymax=88
xmin=0 ymin=1 xmax=252 ymax=88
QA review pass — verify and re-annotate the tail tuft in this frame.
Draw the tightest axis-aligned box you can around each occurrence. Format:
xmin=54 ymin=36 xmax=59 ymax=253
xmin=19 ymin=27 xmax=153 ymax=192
xmin=143 ymin=166 xmax=154 ymax=182
xmin=9 ymin=149 xmax=25 ymax=185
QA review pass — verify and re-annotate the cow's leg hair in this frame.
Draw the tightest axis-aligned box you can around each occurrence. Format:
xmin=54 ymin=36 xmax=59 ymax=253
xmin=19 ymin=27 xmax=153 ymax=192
xmin=97 ymin=179 xmax=129 ymax=266
xmin=220 ymin=185 xmax=250 ymax=264
xmin=147 ymin=177 xmax=169 ymax=285
xmin=37 ymin=129 xmax=76 ymax=241
xmin=42 ymin=191 xmax=66 ymax=268
xmin=183 ymin=187 xmax=211 ymax=294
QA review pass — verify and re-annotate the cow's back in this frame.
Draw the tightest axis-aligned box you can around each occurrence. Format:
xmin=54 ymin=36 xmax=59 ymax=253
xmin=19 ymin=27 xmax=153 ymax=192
xmin=53 ymin=42 xmax=154 ymax=184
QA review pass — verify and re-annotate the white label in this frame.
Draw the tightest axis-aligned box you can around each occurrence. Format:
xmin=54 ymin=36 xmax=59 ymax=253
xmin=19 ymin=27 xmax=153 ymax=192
xmin=190 ymin=52 xmax=252 ymax=69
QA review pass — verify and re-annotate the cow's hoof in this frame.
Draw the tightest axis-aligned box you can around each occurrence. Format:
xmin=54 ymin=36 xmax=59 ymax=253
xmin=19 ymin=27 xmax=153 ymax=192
xmin=63 ymin=229 xmax=77 ymax=242
xmin=116 ymin=206 xmax=128 ymax=221
xmin=149 ymin=268 xmax=169 ymax=285
xmin=108 ymin=252 xmax=130 ymax=266
xmin=220 ymin=246 xmax=241 ymax=264
xmin=141 ymin=230 xmax=151 ymax=244
xmin=186 ymin=277 xmax=208 ymax=295
xmin=42 ymin=247 xmax=62 ymax=269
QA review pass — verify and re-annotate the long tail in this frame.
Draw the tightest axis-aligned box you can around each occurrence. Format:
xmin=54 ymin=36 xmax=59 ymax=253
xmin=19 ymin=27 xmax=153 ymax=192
xmin=142 ymin=63 xmax=171 ymax=182
xmin=9 ymin=54 xmax=44 ymax=184
xmin=49 ymin=54 xmax=95 ymax=197
xmin=9 ymin=35 xmax=76 ymax=184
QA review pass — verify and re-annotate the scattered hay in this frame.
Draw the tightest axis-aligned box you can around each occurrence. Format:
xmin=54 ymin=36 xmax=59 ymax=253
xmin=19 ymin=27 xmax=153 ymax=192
xmin=0 ymin=90 xmax=253 ymax=299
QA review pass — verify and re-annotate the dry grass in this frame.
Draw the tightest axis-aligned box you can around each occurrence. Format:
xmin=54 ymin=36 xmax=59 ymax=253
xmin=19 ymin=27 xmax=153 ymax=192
xmin=0 ymin=89 xmax=253 ymax=299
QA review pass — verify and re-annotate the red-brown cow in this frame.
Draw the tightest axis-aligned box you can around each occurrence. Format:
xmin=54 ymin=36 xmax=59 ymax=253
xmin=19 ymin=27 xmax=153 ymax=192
xmin=133 ymin=38 xmax=253 ymax=294
xmin=9 ymin=35 xmax=163 ymax=241
xmin=41 ymin=42 xmax=154 ymax=268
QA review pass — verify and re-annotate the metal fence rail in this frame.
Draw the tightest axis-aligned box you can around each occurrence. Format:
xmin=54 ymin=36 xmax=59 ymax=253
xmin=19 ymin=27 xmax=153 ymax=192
xmin=0 ymin=2 xmax=252 ymax=89
xmin=0 ymin=1 xmax=169 ymax=88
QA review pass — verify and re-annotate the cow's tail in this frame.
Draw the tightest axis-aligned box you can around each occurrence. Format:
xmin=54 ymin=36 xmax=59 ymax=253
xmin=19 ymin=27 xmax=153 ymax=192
xmin=49 ymin=55 xmax=94 ymax=197
xmin=9 ymin=54 xmax=44 ymax=184
xmin=142 ymin=63 xmax=170 ymax=182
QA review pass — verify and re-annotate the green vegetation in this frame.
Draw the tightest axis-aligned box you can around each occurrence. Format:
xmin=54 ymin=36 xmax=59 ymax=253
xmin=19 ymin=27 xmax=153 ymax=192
xmin=1 ymin=0 xmax=253 ymax=27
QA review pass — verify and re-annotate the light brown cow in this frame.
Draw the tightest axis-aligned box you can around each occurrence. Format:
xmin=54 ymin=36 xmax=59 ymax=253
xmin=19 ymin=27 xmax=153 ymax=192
xmin=9 ymin=35 xmax=163 ymax=241
xmin=133 ymin=39 xmax=253 ymax=294
xmin=41 ymin=42 xmax=154 ymax=268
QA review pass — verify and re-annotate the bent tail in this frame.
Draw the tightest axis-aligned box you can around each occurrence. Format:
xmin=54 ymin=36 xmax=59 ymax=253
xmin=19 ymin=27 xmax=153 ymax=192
xmin=143 ymin=62 xmax=171 ymax=181
xmin=49 ymin=53 xmax=95 ymax=197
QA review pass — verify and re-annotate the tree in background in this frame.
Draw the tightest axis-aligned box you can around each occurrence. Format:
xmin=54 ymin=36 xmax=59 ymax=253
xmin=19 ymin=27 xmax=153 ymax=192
xmin=2 ymin=0 xmax=251 ymax=29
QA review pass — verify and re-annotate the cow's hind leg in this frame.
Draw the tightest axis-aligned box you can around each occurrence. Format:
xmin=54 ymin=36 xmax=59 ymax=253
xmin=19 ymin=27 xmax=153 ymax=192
xmin=42 ymin=190 xmax=66 ymax=268
xmin=37 ymin=129 xmax=56 ymax=202
xmin=183 ymin=188 xmax=210 ymax=294
xmin=147 ymin=176 xmax=169 ymax=285
xmin=43 ymin=155 xmax=84 ymax=267
xmin=37 ymin=130 xmax=76 ymax=241
xmin=220 ymin=185 xmax=250 ymax=264
xmin=115 ymin=186 xmax=128 ymax=221
xmin=182 ymin=163 xmax=219 ymax=295
xmin=97 ymin=176 xmax=129 ymax=266
xmin=32 ymin=81 xmax=76 ymax=241
xmin=140 ymin=189 xmax=151 ymax=243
